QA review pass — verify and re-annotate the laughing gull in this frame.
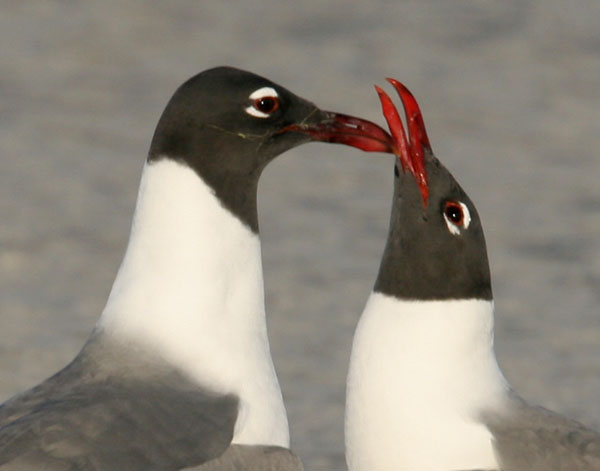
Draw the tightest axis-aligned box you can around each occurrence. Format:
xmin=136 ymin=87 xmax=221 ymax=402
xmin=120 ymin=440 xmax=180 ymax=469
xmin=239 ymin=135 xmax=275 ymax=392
xmin=0 ymin=67 xmax=393 ymax=470
xmin=345 ymin=80 xmax=600 ymax=470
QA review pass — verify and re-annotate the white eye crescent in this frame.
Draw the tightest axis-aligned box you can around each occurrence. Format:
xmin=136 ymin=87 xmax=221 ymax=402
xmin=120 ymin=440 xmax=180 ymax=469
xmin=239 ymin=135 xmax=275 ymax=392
xmin=443 ymin=200 xmax=471 ymax=235
xmin=245 ymin=87 xmax=280 ymax=118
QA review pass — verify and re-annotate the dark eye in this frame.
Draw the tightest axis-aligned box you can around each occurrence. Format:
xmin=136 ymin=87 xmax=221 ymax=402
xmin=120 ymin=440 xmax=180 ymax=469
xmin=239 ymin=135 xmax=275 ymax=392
xmin=444 ymin=201 xmax=463 ymax=225
xmin=245 ymin=87 xmax=281 ymax=118
xmin=442 ymin=200 xmax=471 ymax=235
xmin=254 ymin=96 xmax=279 ymax=114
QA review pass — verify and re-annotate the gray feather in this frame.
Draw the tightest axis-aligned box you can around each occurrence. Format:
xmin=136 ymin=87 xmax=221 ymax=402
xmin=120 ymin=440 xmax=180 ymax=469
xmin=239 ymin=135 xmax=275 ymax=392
xmin=0 ymin=335 xmax=238 ymax=470
xmin=483 ymin=394 xmax=600 ymax=471
xmin=185 ymin=444 xmax=303 ymax=471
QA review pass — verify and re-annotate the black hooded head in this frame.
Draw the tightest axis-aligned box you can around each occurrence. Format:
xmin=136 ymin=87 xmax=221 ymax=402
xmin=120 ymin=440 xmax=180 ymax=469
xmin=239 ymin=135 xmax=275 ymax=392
xmin=375 ymin=153 xmax=492 ymax=301
xmin=148 ymin=66 xmax=393 ymax=232
xmin=373 ymin=79 xmax=492 ymax=301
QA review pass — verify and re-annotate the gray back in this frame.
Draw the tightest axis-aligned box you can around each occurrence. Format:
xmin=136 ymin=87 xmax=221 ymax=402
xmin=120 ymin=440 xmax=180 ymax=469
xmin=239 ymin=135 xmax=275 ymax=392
xmin=0 ymin=335 xmax=238 ymax=470
xmin=483 ymin=394 xmax=600 ymax=471
xmin=185 ymin=444 xmax=304 ymax=471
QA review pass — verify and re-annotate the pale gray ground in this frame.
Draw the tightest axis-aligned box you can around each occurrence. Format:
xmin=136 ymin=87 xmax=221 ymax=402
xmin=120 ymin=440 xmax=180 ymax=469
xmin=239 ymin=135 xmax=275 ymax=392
xmin=0 ymin=2 xmax=599 ymax=469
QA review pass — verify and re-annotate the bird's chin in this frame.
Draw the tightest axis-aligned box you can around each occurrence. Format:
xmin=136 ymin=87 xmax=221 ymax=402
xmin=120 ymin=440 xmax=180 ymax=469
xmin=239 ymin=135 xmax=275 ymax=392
xmin=264 ymin=130 xmax=313 ymax=159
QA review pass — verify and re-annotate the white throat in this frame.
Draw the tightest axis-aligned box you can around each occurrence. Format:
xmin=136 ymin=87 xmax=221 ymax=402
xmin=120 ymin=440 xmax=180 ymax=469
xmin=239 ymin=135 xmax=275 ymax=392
xmin=345 ymin=293 xmax=508 ymax=471
xmin=98 ymin=158 xmax=288 ymax=447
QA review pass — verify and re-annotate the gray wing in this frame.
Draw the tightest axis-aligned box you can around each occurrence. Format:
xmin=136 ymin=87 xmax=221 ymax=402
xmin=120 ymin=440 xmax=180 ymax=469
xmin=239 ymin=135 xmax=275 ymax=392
xmin=484 ymin=395 xmax=600 ymax=471
xmin=0 ymin=360 xmax=238 ymax=471
xmin=185 ymin=444 xmax=303 ymax=471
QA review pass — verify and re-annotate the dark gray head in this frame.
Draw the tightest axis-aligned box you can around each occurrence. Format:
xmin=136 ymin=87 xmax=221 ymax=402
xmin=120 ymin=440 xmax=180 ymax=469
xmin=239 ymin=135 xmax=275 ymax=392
xmin=148 ymin=66 xmax=393 ymax=232
xmin=373 ymin=80 xmax=492 ymax=301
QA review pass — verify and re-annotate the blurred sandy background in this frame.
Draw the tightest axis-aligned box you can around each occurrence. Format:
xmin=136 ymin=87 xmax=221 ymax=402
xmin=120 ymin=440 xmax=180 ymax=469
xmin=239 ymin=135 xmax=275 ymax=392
xmin=1 ymin=2 xmax=599 ymax=469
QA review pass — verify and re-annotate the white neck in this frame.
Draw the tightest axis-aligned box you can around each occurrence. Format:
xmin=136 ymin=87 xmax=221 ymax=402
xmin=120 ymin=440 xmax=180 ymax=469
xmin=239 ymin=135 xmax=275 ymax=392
xmin=98 ymin=159 xmax=288 ymax=447
xmin=345 ymin=293 xmax=509 ymax=471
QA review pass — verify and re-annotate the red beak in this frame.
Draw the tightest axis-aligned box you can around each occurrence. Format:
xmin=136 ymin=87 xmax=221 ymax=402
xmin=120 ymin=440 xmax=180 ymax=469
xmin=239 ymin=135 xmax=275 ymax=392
xmin=375 ymin=78 xmax=432 ymax=207
xmin=283 ymin=112 xmax=395 ymax=154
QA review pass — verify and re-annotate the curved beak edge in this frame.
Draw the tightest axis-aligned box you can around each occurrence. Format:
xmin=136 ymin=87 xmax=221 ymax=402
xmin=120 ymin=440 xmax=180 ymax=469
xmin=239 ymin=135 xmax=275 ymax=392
xmin=281 ymin=111 xmax=394 ymax=154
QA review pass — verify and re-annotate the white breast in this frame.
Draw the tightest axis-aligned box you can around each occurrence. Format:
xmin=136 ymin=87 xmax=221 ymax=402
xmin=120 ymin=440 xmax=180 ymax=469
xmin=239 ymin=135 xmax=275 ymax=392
xmin=98 ymin=158 xmax=289 ymax=447
xmin=345 ymin=293 xmax=508 ymax=470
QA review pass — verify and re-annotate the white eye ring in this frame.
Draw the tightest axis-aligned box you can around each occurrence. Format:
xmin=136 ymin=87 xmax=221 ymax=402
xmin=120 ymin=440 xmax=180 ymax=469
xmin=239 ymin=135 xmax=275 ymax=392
xmin=245 ymin=87 xmax=279 ymax=118
xmin=443 ymin=200 xmax=471 ymax=236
